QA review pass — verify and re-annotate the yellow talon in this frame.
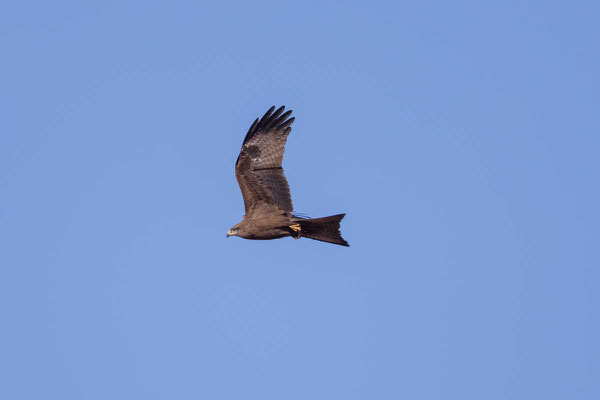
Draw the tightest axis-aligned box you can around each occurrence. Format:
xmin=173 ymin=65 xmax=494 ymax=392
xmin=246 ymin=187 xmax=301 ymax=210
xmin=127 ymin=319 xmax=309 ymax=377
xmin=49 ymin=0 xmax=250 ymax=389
xmin=289 ymin=223 xmax=301 ymax=232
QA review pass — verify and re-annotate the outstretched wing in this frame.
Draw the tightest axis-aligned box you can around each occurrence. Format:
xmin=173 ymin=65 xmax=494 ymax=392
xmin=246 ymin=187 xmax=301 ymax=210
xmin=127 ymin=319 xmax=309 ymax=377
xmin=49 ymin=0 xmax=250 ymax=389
xmin=235 ymin=106 xmax=295 ymax=218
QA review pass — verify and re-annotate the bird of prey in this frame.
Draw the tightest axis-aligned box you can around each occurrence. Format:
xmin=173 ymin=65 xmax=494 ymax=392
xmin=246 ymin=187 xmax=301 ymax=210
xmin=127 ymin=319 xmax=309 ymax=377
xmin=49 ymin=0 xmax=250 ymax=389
xmin=227 ymin=106 xmax=349 ymax=247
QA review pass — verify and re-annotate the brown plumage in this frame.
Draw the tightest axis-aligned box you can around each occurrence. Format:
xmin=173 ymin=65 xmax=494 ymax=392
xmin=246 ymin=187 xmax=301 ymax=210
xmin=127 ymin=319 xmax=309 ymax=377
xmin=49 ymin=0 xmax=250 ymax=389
xmin=227 ymin=106 xmax=349 ymax=247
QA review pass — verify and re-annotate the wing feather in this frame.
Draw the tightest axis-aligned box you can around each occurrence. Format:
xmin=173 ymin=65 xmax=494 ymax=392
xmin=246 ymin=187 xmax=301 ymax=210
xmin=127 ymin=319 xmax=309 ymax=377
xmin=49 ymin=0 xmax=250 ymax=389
xmin=235 ymin=106 xmax=295 ymax=217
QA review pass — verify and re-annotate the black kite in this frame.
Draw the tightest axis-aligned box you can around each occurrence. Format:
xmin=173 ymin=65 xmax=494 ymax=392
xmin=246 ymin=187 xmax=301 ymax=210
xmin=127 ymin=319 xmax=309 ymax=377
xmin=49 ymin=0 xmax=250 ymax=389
xmin=227 ymin=106 xmax=349 ymax=247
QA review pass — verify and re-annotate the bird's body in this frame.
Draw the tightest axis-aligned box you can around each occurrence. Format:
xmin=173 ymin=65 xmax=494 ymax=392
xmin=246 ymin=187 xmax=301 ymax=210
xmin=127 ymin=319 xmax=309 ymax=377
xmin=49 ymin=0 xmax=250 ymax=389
xmin=227 ymin=106 xmax=349 ymax=247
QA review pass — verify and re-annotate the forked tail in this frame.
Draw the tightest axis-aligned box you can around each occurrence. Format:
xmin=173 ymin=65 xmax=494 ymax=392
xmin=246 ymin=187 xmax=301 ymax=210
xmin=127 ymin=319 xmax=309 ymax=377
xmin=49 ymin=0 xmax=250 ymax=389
xmin=296 ymin=214 xmax=349 ymax=247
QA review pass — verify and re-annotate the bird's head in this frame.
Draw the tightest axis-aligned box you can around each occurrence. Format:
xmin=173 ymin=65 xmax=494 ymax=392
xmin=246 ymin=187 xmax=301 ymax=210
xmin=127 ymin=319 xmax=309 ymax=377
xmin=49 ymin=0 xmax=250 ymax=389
xmin=226 ymin=225 xmax=240 ymax=238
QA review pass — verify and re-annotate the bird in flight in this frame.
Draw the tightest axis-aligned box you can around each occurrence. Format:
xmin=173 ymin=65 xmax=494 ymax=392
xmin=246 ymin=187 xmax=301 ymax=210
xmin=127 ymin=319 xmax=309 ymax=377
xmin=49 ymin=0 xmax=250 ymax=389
xmin=227 ymin=106 xmax=349 ymax=246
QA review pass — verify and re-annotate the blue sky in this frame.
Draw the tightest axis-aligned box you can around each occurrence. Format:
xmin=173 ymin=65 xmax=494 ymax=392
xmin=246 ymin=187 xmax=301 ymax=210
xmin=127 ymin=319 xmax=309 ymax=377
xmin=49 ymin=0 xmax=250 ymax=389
xmin=1 ymin=1 xmax=598 ymax=399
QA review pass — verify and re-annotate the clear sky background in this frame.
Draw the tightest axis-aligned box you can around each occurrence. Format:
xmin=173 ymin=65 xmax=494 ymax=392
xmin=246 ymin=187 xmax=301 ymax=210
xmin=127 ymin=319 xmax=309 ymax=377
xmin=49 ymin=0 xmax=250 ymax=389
xmin=1 ymin=1 xmax=598 ymax=399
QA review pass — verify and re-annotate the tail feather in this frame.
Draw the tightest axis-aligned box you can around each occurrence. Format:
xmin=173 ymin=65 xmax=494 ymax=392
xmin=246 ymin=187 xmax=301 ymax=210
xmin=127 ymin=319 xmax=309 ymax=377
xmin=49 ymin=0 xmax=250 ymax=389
xmin=296 ymin=214 xmax=349 ymax=247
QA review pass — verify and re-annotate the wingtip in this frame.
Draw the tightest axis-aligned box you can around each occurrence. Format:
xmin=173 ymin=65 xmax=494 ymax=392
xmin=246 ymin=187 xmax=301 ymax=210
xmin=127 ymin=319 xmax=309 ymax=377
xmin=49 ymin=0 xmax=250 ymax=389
xmin=242 ymin=105 xmax=295 ymax=145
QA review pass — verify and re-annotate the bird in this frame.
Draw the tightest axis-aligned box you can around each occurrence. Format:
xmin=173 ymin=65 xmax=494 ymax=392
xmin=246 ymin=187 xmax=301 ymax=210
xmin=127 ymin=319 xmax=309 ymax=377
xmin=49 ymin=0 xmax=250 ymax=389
xmin=227 ymin=106 xmax=349 ymax=247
